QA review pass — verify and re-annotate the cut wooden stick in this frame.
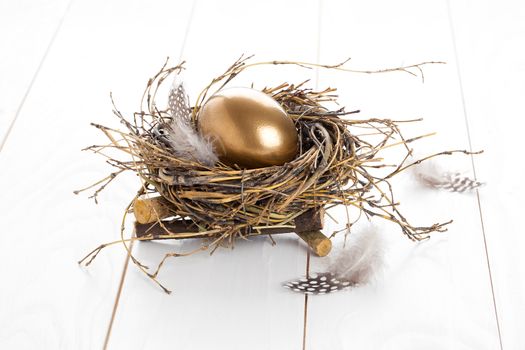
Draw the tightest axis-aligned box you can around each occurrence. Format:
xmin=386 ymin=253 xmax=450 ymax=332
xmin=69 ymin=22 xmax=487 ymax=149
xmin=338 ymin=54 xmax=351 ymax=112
xmin=133 ymin=197 xmax=332 ymax=256
xmin=135 ymin=220 xmax=293 ymax=239
xmin=294 ymin=207 xmax=331 ymax=257
xmin=133 ymin=196 xmax=174 ymax=224
xmin=295 ymin=230 xmax=332 ymax=257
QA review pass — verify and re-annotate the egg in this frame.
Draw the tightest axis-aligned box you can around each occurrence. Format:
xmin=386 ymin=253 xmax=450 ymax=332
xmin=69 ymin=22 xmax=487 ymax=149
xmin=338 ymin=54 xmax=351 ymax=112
xmin=197 ymin=87 xmax=299 ymax=169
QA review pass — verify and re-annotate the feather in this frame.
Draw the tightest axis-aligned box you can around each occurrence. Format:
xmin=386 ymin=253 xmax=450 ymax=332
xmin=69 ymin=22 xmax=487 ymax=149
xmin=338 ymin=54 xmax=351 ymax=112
xmin=331 ymin=225 xmax=384 ymax=285
xmin=283 ymin=225 xmax=384 ymax=295
xmin=282 ymin=272 xmax=351 ymax=295
xmin=164 ymin=77 xmax=218 ymax=167
xmin=411 ymin=157 xmax=483 ymax=193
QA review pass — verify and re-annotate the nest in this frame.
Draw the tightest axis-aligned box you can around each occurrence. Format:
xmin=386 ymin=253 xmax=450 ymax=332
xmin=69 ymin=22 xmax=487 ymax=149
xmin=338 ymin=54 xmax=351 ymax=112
xmin=78 ymin=56 xmax=467 ymax=293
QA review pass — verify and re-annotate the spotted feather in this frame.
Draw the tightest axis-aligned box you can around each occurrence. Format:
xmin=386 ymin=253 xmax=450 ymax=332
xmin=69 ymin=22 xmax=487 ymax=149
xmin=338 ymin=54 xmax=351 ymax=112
xmin=283 ymin=273 xmax=353 ymax=295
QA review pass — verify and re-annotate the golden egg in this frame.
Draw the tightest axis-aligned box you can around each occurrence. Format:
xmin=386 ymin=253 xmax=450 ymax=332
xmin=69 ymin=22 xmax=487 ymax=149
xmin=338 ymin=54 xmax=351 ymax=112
xmin=198 ymin=87 xmax=298 ymax=169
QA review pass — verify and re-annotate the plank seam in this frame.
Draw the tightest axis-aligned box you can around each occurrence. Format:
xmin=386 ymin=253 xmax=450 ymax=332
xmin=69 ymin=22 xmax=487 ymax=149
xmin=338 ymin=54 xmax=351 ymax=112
xmin=0 ymin=0 xmax=74 ymax=153
xmin=303 ymin=1 xmax=324 ymax=348
xmin=102 ymin=1 xmax=198 ymax=347
xmin=103 ymin=234 xmax=135 ymax=350
xmin=446 ymin=1 xmax=504 ymax=349
xmin=302 ymin=251 xmax=311 ymax=350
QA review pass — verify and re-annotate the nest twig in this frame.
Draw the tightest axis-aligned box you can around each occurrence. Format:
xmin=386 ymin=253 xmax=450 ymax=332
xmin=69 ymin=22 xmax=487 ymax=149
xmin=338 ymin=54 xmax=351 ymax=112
xmin=77 ymin=56 xmax=467 ymax=293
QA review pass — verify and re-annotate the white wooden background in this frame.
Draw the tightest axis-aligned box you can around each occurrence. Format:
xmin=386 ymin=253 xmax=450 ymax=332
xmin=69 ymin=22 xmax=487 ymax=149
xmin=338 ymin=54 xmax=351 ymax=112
xmin=0 ymin=0 xmax=523 ymax=349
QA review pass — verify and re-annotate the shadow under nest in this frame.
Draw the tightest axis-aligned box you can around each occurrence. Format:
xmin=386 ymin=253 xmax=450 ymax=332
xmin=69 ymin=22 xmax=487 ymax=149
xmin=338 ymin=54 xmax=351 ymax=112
xmin=78 ymin=56 xmax=466 ymax=293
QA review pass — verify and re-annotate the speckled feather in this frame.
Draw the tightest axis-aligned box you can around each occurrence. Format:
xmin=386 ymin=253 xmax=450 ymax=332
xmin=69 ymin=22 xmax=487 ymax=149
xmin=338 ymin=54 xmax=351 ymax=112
xmin=168 ymin=79 xmax=192 ymax=124
xmin=283 ymin=272 xmax=353 ymax=295
xmin=164 ymin=79 xmax=218 ymax=166
xmin=412 ymin=158 xmax=483 ymax=193
xmin=283 ymin=226 xmax=384 ymax=295
xmin=419 ymin=171 xmax=483 ymax=192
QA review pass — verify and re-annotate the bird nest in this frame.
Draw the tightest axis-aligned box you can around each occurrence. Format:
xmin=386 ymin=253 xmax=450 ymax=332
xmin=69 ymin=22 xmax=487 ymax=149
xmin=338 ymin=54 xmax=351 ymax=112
xmin=78 ymin=56 xmax=467 ymax=293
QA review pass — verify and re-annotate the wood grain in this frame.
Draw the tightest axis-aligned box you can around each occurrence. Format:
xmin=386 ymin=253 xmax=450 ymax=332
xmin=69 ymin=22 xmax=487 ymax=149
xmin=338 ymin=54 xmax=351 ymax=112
xmin=0 ymin=0 xmax=522 ymax=349
xmin=449 ymin=1 xmax=525 ymax=348
xmin=0 ymin=0 xmax=71 ymax=150
xmin=305 ymin=0 xmax=502 ymax=349
xmin=0 ymin=0 xmax=194 ymax=348
xmin=107 ymin=0 xmax=320 ymax=349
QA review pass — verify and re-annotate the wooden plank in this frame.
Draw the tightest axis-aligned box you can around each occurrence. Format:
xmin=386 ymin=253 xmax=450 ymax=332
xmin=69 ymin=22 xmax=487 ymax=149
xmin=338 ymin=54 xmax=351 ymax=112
xmin=0 ymin=0 xmax=194 ymax=348
xmin=449 ymin=1 xmax=525 ymax=348
xmin=304 ymin=0 xmax=501 ymax=349
xmin=0 ymin=0 xmax=70 ymax=149
xmin=107 ymin=0 xmax=320 ymax=348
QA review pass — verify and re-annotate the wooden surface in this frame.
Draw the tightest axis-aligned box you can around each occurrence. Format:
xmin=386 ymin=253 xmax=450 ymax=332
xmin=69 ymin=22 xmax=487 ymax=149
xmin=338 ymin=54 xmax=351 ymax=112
xmin=0 ymin=0 xmax=522 ymax=349
xmin=0 ymin=0 xmax=70 ymax=149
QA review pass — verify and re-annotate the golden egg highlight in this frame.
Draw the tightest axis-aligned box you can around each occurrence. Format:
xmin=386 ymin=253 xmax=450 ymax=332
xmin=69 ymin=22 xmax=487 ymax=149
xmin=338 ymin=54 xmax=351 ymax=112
xmin=198 ymin=87 xmax=298 ymax=169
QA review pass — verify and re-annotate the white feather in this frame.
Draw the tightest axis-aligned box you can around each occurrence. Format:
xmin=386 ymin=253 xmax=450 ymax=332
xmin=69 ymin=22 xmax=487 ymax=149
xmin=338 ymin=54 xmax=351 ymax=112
xmin=330 ymin=225 xmax=384 ymax=286
xmin=166 ymin=117 xmax=218 ymax=166
xmin=165 ymin=78 xmax=218 ymax=166
xmin=410 ymin=156 xmax=443 ymax=187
